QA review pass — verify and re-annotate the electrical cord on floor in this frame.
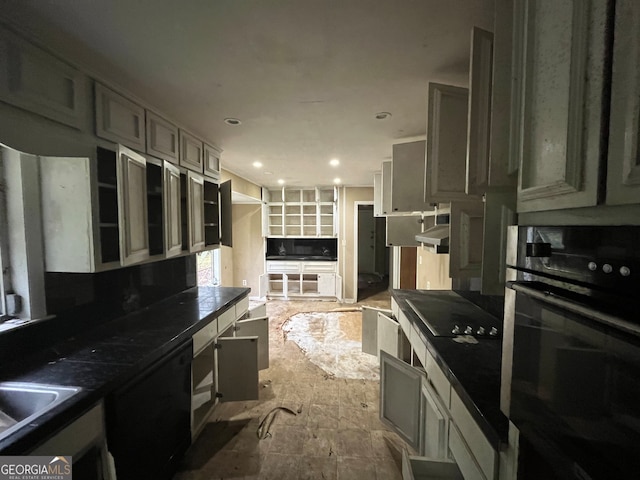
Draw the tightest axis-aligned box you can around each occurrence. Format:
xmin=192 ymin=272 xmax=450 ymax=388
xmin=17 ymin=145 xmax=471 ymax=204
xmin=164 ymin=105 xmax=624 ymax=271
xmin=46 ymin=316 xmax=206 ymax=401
xmin=256 ymin=407 xmax=298 ymax=440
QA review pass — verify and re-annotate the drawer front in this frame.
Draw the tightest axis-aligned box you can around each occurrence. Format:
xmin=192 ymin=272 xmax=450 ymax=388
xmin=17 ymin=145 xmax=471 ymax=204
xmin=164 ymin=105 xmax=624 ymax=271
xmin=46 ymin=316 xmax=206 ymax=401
xmin=235 ymin=296 xmax=249 ymax=319
xmin=301 ymin=261 xmax=337 ymax=273
xmin=426 ymin=350 xmax=451 ymax=408
xmin=448 ymin=423 xmax=487 ymax=480
xmin=193 ymin=318 xmax=218 ymax=355
xmin=217 ymin=307 xmax=236 ymax=334
xmin=450 ymin=389 xmax=497 ymax=480
xmin=397 ymin=309 xmax=411 ymax=337
xmin=266 ymin=261 xmax=300 ymax=273
xmin=391 ymin=297 xmax=400 ymax=319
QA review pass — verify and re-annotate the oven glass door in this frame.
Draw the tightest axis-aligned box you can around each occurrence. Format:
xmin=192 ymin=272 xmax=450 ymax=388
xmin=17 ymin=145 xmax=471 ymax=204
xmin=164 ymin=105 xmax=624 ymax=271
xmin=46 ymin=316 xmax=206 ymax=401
xmin=509 ymin=282 xmax=640 ymax=480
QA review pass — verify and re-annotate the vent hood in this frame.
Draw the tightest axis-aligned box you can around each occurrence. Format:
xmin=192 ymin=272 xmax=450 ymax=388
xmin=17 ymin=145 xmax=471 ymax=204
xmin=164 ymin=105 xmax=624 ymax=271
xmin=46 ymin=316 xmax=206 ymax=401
xmin=415 ymin=224 xmax=449 ymax=253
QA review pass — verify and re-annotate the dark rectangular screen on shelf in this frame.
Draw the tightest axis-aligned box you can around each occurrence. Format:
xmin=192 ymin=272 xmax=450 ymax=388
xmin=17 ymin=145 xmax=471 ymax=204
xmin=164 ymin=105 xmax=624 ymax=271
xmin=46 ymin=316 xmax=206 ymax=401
xmin=266 ymin=238 xmax=337 ymax=260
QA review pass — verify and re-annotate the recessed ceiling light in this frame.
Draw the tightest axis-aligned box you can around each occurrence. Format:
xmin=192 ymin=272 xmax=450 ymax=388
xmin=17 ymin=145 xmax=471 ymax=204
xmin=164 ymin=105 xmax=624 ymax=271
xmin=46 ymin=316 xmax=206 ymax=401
xmin=374 ymin=112 xmax=392 ymax=120
xmin=277 ymin=179 xmax=285 ymax=185
xmin=252 ymin=161 xmax=263 ymax=168
xmin=333 ymin=178 xmax=341 ymax=184
xmin=329 ymin=158 xmax=340 ymax=167
xmin=224 ymin=118 xmax=242 ymax=126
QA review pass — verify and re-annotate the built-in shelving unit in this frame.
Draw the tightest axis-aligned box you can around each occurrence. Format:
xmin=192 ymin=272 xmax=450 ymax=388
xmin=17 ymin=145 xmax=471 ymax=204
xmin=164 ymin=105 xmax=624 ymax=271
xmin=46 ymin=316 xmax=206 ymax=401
xmin=263 ymin=187 xmax=337 ymax=238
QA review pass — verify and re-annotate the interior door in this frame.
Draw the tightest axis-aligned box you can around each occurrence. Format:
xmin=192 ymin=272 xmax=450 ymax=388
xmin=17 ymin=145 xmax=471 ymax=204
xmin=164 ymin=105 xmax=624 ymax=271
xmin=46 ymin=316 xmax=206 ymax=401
xmin=234 ymin=316 xmax=270 ymax=370
xmin=379 ymin=350 xmax=423 ymax=451
xmin=216 ymin=337 xmax=259 ymax=402
xmin=361 ymin=307 xmax=392 ymax=356
xmin=117 ymin=145 xmax=149 ymax=266
xmin=377 ymin=311 xmax=400 ymax=358
xmin=163 ymin=161 xmax=182 ymax=258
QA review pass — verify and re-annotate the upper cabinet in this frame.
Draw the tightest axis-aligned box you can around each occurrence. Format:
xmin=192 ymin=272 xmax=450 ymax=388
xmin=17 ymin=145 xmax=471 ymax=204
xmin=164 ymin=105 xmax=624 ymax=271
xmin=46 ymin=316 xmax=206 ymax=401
xmin=392 ymin=141 xmax=434 ymax=213
xmin=381 ymin=161 xmax=393 ymax=216
xmin=0 ymin=28 xmax=88 ymax=130
xmin=263 ymin=187 xmax=337 ymax=238
xmin=466 ymin=27 xmax=494 ymax=196
xmin=179 ymin=129 xmax=204 ymax=173
xmin=606 ymin=0 xmax=640 ymax=205
xmin=203 ymin=143 xmax=222 ymax=180
xmin=146 ymin=111 xmax=179 ymax=163
xmin=95 ymin=83 xmax=146 ymax=151
xmin=425 ymin=83 xmax=478 ymax=203
xmin=511 ymin=0 xmax=608 ymax=213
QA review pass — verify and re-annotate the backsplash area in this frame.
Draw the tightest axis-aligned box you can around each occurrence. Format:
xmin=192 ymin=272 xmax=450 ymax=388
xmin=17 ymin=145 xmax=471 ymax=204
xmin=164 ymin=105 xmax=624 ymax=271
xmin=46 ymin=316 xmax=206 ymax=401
xmin=452 ymin=278 xmax=505 ymax=320
xmin=0 ymin=256 xmax=197 ymax=363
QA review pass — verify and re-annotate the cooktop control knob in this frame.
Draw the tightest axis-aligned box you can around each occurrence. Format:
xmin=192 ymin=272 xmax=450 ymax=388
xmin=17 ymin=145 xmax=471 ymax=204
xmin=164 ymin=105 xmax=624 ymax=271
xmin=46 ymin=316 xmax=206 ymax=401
xmin=477 ymin=327 xmax=485 ymax=335
xmin=602 ymin=264 xmax=613 ymax=274
xmin=588 ymin=262 xmax=597 ymax=271
xmin=452 ymin=325 xmax=461 ymax=335
xmin=489 ymin=327 xmax=499 ymax=336
xmin=464 ymin=326 xmax=473 ymax=335
xmin=620 ymin=266 xmax=631 ymax=277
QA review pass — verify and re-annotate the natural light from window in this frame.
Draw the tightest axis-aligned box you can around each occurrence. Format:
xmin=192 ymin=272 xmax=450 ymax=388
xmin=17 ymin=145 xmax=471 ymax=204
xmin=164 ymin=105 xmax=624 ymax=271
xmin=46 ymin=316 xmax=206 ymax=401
xmin=197 ymin=250 xmax=220 ymax=287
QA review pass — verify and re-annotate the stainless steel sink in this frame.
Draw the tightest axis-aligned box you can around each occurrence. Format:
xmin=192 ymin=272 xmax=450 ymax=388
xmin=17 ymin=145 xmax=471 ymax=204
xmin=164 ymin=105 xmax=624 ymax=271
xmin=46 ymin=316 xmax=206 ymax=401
xmin=0 ymin=382 xmax=81 ymax=441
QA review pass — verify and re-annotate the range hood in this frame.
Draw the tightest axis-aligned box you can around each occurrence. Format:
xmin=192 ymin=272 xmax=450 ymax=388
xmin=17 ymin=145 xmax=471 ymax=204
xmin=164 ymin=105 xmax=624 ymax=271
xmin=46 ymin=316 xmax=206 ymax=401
xmin=415 ymin=224 xmax=449 ymax=253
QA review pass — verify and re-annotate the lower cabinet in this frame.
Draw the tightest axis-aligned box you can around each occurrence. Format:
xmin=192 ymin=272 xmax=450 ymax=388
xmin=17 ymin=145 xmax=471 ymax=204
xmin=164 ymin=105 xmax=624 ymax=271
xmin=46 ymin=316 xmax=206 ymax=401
xmin=30 ymin=402 xmax=112 ymax=480
xmin=260 ymin=261 xmax=341 ymax=299
xmin=191 ymin=297 xmax=269 ymax=440
xmin=365 ymin=302 xmax=499 ymax=479
xmin=106 ymin=340 xmax=192 ymax=480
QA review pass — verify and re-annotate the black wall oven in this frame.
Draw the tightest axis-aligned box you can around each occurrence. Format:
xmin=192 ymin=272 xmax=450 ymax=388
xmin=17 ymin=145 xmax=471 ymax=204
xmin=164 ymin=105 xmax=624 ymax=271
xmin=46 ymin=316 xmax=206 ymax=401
xmin=504 ymin=226 xmax=640 ymax=480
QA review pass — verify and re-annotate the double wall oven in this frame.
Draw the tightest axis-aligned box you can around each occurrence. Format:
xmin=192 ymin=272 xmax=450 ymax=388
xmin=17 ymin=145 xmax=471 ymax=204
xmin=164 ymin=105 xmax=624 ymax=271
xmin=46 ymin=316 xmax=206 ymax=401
xmin=503 ymin=226 xmax=640 ymax=480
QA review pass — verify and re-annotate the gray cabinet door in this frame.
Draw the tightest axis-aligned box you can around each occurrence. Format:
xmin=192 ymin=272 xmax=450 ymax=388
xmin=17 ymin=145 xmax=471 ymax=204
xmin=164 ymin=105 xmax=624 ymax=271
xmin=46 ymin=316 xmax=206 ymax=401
xmin=422 ymin=380 xmax=448 ymax=459
xmin=187 ymin=172 xmax=205 ymax=252
xmin=0 ymin=28 xmax=87 ymax=130
xmin=381 ymin=161 xmax=393 ymax=216
xmin=117 ymin=145 xmax=149 ymax=266
xmin=379 ymin=350 xmax=424 ymax=451
xmin=217 ymin=337 xmax=259 ymax=402
xmin=481 ymin=188 xmax=516 ymax=295
xmin=361 ymin=306 xmax=392 ymax=356
xmin=203 ymin=143 xmax=221 ymax=180
xmin=386 ymin=215 xmax=423 ymax=247
xmin=392 ymin=141 xmax=433 ymax=213
xmin=163 ymin=161 xmax=182 ymax=258
xmin=179 ymin=130 xmax=204 ymax=173
xmin=378 ymin=312 xmax=401 ymax=358
xmin=220 ymin=180 xmax=233 ymax=247
xmin=235 ymin=316 xmax=270 ymax=370
xmin=449 ymin=201 xmax=484 ymax=278
xmin=95 ymin=83 xmax=146 ymax=151
xmin=146 ymin=111 xmax=178 ymax=163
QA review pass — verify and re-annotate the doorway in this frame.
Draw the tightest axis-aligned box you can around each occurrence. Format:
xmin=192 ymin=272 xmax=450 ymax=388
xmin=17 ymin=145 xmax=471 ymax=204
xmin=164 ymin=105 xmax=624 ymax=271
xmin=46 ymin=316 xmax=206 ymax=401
xmin=356 ymin=204 xmax=389 ymax=301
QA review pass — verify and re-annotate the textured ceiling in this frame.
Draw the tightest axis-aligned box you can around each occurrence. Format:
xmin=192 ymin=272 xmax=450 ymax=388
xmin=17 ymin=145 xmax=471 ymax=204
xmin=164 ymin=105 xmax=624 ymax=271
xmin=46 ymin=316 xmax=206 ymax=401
xmin=2 ymin=0 xmax=495 ymax=188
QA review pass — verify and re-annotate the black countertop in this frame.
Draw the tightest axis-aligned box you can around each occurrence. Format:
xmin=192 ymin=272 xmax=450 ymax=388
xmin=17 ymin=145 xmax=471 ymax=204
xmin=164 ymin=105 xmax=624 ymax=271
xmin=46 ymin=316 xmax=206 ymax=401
xmin=266 ymin=256 xmax=337 ymax=261
xmin=0 ymin=286 xmax=250 ymax=454
xmin=391 ymin=289 xmax=508 ymax=448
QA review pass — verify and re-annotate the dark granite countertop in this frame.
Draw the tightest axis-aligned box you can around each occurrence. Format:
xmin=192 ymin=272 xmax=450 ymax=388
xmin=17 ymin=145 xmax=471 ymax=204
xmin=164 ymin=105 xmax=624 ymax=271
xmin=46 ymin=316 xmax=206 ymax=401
xmin=0 ymin=286 xmax=250 ymax=454
xmin=266 ymin=256 xmax=337 ymax=261
xmin=391 ymin=289 xmax=508 ymax=449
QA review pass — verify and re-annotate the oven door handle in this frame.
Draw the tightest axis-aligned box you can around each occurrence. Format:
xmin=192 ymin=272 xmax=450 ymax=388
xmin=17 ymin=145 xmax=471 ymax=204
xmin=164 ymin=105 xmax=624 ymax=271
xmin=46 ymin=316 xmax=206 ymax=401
xmin=506 ymin=281 xmax=640 ymax=337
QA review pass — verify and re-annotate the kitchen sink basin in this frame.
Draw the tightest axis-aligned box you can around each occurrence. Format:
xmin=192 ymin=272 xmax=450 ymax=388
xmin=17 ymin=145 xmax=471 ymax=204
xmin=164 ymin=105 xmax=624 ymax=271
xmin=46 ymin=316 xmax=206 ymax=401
xmin=0 ymin=382 xmax=81 ymax=441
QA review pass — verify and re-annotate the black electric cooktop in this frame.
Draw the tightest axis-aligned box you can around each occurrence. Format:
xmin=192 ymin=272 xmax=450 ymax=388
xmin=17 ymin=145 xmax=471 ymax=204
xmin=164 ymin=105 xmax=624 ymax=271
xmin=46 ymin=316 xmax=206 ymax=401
xmin=406 ymin=291 xmax=501 ymax=338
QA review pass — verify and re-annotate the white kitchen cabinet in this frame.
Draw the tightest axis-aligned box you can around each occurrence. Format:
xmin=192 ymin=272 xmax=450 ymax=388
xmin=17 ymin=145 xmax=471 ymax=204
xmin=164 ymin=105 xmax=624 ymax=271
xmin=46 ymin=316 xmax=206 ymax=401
xmin=261 ymin=260 xmax=339 ymax=299
xmin=0 ymin=27 xmax=88 ymax=130
xmin=425 ymin=83 xmax=475 ymax=203
xmin=449 ymin=201 xmax=484 ymax=278
xmin=179 ymin=129 xmax=204 ymax=173
xmin=480 ymin=188 xmax=516 ymax=295
xmin=317 ymin=273 xmax=336 ymax=296
xmin=163 ymin=160 xmax=183 ymax=258
xmin=381 ymin=161 xmax=393 ymax=216
xmin=606 ymin=0 xmax=640 ymax=205
xmin=191 ymin=298 xmax=268 ymax=441
xmin=392 ymin=141 xmax=434 ymax=213
xmin=203 ymin=143 xmax=221 ymax=180
xmin=386 ymin=215 xmax=430 ymax=247
xmin=402 ymin=449 xmax=463 ymax=480
xmin=466 ymin=27 xmax=494 ymax=196
xmin=40 ymin=144 xmax=152 ymax=272
xmin=145 ymin=111 xmax=179 ymax=163
xmin=95 ymin=83 xmax=146 ymax=152
xmin=374 ymin=172 xmax=383 ymax=217
xmin=185 ymin=171 xmax=205 ymax=252
xmin=361 ymin=306 xmax=392 ymax=356
xmin=512 ymin=0 xmax=608 ymax=213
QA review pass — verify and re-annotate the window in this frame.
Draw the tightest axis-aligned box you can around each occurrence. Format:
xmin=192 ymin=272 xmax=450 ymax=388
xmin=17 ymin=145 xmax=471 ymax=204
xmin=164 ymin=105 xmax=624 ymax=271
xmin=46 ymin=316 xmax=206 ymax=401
xmin=197 ymin=250 xmax=220 ymax=286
